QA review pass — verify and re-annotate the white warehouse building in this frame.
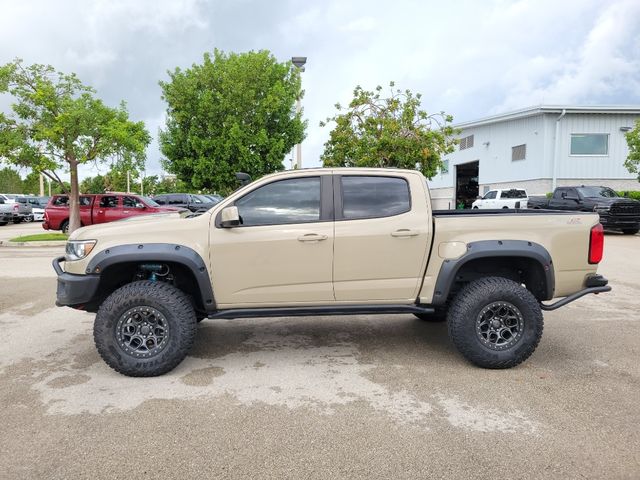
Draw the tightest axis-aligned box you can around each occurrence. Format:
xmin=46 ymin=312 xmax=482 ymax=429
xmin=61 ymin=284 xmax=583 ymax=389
xmin=428 ymin=105 xmax=640 ymax=210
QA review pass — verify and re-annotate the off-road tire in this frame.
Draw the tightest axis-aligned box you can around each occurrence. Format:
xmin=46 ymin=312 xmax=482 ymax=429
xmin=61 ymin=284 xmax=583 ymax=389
xmin=622 ymin=228 xmax=639 ymax=235
xmin=414 ymin=308 xmax=447 ymax=323
xmin=94 ymin=281 xmax=197 ymax=377
xmin=447 ymin=277 xmax=543 ymax=369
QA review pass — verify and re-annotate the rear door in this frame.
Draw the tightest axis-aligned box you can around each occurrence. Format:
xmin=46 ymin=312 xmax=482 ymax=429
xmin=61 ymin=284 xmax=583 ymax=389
xmin=333 ymin=173 xmax=432 ymax=302
xmin=93 ymin=195 xmax=121 ymax=224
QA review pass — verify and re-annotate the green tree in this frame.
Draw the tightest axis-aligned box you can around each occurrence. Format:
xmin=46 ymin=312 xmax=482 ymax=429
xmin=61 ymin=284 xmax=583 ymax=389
xmin=320 ymin=82 xmax=457 ymax=178
xmin=22 ymin=170 xmax=41 ymax=195
xmin=80 ymin=174 xmax=107 ymax=194
xmin=0 ymin=166 xmax=23 ymax=193
xmin=0 ymin=59 xmax=151 ymax=233
xmin=159 ymin=49 xmax=306 ymax=195
xmin=624 ymin=120 xmax=640 ymax=181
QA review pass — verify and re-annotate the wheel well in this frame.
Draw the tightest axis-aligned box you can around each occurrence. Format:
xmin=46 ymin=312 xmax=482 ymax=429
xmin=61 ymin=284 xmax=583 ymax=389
xmin=87 ymin=261 xmax=205 ymax=314
xmin=449 ymin=256 xmax=549 ymax=301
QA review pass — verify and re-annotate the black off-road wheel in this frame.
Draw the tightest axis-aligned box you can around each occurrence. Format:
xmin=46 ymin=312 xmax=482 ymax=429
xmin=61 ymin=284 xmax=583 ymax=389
xmin=447 ymin=277 xmax=543 ymax=369
xmin=94 ymin=281 xmax=197 ymax=377
xmin=622 ymin=228 xmax=639 ymax=235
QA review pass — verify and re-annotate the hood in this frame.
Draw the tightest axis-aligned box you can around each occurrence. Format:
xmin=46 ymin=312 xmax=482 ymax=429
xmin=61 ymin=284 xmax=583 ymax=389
xmin=583 ymin=197 xmax=640 ymax=206
xmin=70 ymin=210 xmax=209 ymax=242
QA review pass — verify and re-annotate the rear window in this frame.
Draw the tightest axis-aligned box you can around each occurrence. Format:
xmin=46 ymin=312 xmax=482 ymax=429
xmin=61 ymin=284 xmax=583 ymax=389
xmin=501 ymin=189 xmax=527 ymax=199
xmin=341 ymin=176 xmax=411 ymax=219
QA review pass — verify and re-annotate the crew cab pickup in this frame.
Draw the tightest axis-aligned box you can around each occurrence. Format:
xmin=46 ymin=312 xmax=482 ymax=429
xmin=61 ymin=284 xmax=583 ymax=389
xmin=53 ymin=168 xmax=611 ymax=377
xmin=0 ymin=195 xmax=32 ymax=223
xmin=472 ymin=188 xmax=528 ymax=209
xmin=43 ymin=193 xmax=185 ymax=233
xmin=528 ymin=186 xmax=640 ymax=234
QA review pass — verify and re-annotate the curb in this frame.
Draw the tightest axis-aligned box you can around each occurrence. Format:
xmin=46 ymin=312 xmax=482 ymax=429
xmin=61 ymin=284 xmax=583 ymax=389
xmin=0 ymin=240 xmax=67 ymax=247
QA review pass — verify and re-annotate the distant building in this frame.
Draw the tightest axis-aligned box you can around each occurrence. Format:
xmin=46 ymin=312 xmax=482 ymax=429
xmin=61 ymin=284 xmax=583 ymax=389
xmin=428 ymin=105 xmax=640 ymax=209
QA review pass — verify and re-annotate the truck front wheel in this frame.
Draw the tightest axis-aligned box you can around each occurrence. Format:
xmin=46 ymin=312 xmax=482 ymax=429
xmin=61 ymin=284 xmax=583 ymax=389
xmin=447 ymin=277 xmax=543 ymax=369
xmin=94 ymin=281 xmax=197 ymax=377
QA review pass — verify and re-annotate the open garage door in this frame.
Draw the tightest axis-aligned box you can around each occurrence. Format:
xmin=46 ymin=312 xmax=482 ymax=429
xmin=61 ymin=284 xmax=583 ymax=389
xmin=455 ymin=161 xmax=479 ymax=209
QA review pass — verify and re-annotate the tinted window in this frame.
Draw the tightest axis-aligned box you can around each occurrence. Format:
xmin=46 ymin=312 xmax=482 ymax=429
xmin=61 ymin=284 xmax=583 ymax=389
xmin=169 ymin=195 xmax=185 ymax=205
xmin=79 ymin=196 xmax=92 ymax=206
xmin=154 ymin=195 xmax=167 ymax=205
xmin=501 ymin=189 xmax=527 ymax=199
xmin=123 ymin=196 xmax=141 ymax=208
xmin=576 ymin=187 xmax=618 ymax=198
xmin=483 ymin=191 xmax=497 ymax=200
xmin=99 ymin=196 xmax=119 ymax=208
xmin=341 ymin=176 xmax=410 ymax=219
xmin=52 ymin=196 xmax=69 ymax=206
xmin=235 ymin=177 xmax=321 ymax=226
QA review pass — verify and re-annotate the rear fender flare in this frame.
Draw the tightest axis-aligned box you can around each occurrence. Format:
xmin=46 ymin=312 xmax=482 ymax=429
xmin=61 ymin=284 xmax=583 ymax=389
xmin=432 ymin=240 xmax=555 ymax=305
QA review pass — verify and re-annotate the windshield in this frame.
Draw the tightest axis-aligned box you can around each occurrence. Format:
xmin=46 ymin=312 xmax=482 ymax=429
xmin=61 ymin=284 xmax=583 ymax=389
xmin=141 ymin=196 xmax=160 ymax=207
xmin=576 ymin=187 xmax=619 ymax=198
xmin=195 ymin=194 xmax=212 ymax=203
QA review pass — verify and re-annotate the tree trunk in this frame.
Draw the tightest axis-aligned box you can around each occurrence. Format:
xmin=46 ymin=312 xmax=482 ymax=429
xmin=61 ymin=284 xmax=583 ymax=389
xmin=68 ymin=161 xmax=81 ymax=234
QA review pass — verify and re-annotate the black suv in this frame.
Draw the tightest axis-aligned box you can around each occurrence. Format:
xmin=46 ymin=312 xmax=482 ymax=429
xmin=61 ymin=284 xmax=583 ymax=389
xmin=152 ymin=193 xmax=220 ymax=212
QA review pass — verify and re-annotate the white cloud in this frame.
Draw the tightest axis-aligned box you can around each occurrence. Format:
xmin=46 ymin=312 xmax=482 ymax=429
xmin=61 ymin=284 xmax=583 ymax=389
xmin=1 ymin=0 xmax=639 ymax=177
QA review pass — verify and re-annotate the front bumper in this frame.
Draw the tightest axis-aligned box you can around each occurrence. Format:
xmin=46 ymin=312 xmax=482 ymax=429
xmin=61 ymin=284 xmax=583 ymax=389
xmin=598 ymin=213 xmax=640 ymax=229
xmin=53 ymin=256 xmax=100 ymax=308
xmin=539 ymin=274 xmax=611 ymax=311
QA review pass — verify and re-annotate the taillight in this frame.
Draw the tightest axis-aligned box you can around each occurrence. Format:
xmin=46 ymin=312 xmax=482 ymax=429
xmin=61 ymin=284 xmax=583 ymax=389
xmin=13 ymin=204 xmax=18 ymax=211
xmin=589 ymin=223 xmax=604 ymax=264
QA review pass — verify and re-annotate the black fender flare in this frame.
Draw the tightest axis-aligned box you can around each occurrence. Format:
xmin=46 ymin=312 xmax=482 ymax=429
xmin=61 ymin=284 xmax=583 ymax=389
xmin=86 ymin=243 xmax=216 ymax=311
xmin=431 ymin=240 xmax=555 ymax=305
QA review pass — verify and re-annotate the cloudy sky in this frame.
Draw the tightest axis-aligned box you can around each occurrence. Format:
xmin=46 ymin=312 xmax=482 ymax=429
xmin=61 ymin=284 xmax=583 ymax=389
xmin=1 ymin=0 xmax=639 ymax=179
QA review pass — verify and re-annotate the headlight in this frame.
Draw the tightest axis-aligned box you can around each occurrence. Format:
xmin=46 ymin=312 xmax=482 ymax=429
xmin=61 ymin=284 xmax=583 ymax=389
xmin=65 ymin=240 xmax=97 ymax=261
xmin=593 ymin=206 xmax=610 ymax=213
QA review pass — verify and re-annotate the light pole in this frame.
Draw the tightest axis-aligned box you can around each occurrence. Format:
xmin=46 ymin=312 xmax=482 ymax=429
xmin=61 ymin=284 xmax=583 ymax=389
xmin=291 ymin=56 xmax=306 ymax=169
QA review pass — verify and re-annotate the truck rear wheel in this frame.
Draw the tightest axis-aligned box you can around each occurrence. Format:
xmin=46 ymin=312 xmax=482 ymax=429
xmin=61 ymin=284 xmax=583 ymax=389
xmin=447 ymin=277 xmax=543 ymax=369
xmin=94 ymin=281 xmax=197 ymax=377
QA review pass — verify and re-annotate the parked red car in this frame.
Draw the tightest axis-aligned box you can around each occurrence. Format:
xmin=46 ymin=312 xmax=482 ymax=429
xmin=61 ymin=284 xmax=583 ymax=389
xmin=43 ymin=193 xmax=185 ymax=233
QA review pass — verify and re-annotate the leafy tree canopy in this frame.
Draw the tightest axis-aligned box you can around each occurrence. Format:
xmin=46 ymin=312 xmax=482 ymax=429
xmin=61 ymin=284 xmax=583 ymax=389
xmin=0 ymin=59 xmax=150 ymax=232
xmin=159 ymin=49 xmax=306 ymax=195
xmin=0 ymin=166 xmax=23 ymax=193
xmin=320 ymin=82 xmax=457 ymax=179
xmin=624 ymin=120 xmax=640 ymax=182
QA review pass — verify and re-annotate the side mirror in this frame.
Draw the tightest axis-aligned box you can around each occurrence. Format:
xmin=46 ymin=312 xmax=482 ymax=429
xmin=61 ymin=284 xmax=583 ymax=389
xmin=235 ymin=172 xmax=252 ymax=186
xmin=220 ymin=206 xmax=241 ymax=228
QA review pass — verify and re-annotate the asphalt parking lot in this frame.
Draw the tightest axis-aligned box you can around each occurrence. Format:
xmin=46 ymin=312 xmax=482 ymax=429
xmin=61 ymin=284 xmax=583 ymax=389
xmin=0 ymin=222 xmax=638 ymax=479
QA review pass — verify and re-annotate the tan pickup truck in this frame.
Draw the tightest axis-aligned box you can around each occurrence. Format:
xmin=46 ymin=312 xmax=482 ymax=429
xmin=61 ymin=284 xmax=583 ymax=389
xmin=53 ymin=168 xmax=611 ymax=377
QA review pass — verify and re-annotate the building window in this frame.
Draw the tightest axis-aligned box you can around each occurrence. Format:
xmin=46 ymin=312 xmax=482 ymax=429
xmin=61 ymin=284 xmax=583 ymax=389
xmin=441 ymin=159 xmax=449 ymax=174
xmin=512 ymin=144 xmax=526 ymax=161
xmin=459 ymin=135 xmax=474 ymax=150
xmin=570 ymin=134 xmax=609 ymax=155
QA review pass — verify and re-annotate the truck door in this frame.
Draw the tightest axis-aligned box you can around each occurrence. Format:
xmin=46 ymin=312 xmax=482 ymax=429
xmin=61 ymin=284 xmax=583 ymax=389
xmin=332 ymin=174 xmax=432 ymax=302
xmin=93 ymin=195 xmax=121 ymax=224
xmin=209 ymin=174 xmax=334 ymax=306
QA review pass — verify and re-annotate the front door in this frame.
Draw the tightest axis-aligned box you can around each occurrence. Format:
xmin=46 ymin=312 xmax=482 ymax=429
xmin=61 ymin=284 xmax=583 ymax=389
xmin=333 ymin=174 xmax=432 ymax=302
xmin=210 ymin=174 xmax=334 ymax=307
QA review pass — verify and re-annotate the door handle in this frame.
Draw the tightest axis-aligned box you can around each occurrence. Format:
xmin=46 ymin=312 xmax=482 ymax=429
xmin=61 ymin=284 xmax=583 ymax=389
xmin=297 ymin=233 xmax=328 ymax=242
xmin=123 ymin=210 xmax=130 ymax=214
xmin=98 ymin=210 xmax=104 ymax=214
xmin=391 ymin=229 xmax=419 ymax=238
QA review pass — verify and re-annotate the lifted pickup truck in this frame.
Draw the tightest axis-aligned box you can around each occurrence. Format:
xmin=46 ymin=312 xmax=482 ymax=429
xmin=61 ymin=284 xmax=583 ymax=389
xmin=53 ymin=168 xmax=611 ymax=377
xmin=528 ymin=186 xmax=640 ymax=234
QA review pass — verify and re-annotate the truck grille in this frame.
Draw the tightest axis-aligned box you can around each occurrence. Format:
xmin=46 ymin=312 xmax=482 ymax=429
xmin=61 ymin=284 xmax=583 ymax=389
xmin=610 ymin=202 xmax=640 ymax=216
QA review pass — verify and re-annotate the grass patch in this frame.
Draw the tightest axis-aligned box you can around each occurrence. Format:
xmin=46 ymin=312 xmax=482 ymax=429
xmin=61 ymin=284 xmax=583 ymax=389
xmin=10 ymin=233 xmax=68 ymax=242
